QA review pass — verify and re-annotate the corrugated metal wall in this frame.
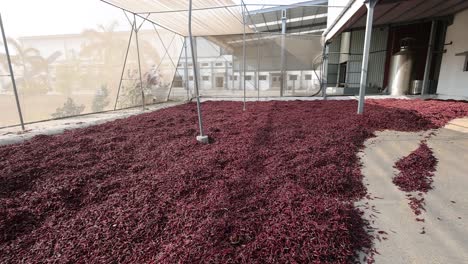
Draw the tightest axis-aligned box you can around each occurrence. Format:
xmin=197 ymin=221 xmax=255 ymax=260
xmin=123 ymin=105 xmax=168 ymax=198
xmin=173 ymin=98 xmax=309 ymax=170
xmin=347 ymin=27 xmax=388 ymax=94
xmin=327 ymin=36 xmax=341 ymax=87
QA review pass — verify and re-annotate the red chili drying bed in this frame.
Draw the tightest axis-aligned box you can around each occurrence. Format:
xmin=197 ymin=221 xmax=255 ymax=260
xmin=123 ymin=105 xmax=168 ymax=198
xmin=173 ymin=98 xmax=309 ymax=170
xmin=1 ymin=99 xmax=467 ymax=263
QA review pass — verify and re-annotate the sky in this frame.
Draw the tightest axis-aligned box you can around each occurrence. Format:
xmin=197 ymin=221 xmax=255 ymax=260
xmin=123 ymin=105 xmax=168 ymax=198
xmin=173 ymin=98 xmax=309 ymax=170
xmin=0 ymin=0 xmax=303 ymax=38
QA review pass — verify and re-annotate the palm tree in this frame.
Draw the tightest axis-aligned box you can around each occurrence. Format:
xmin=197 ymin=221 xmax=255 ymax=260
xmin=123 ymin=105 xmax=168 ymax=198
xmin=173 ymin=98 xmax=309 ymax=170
xmin=80 ymin=21 xmax=162 ymax=106
xmin=80 ymin=21 xmax=124 ymax=65
xmin=81 ymin=21 xmax=160 ymax=64
xmin=80 ymin=22 xmax=134 ymax=91
xmin=37 ymin=51 xmax=62 ymax=92
xmin=1 ymin=38 xmax=45 ymax=93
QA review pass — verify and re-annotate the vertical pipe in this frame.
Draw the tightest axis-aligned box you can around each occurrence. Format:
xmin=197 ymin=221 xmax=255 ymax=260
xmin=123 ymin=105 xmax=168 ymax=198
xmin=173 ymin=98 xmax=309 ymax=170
xmin=357 ymin=0 xmax=377 ymax=114
xmin=242 ymin=4 xmax=247 ymax=111
xmin=280 ymin=9 xmax=287 ymax=97
xmin=322 ymin=43 xmax=329 ymax=99
xmin=211 ymin=61 xmax=214 ymax=90
xmin=224 ymin=62 xmax=228 ymax=90
xmin=256 ymin=36 xmax=260 ymax=101
xmin=134 ymin=14 xmax=145 ymax=110
xmin=422 ymin=20 xmax=436 ymax=96
xmin=188 ymin=0 xmax=206 ymax=141
xmin=114 ymin=19 xmax=135 ymax=110
xmin=231 ymin=64 xmax=235 ymax=90
xmin=0 ymin=13 xmax=25 ymax=130
xmin=184 ymin=37 xmax=190 ymax=100
xmin=299 ymin=70 xmax=303 ymax=92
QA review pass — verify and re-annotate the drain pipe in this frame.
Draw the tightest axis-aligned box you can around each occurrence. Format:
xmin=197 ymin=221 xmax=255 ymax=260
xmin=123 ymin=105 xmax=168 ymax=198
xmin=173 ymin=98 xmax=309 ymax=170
xmin=322 ymin=42 xmax=329 ymax=99
xmin=422 ymin=20 xmax=436 ymax=96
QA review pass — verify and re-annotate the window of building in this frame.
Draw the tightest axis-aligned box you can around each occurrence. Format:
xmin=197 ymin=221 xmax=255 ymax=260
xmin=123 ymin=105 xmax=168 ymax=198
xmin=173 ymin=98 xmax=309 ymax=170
xmin=202 ymin=76 xmax=210 ymax=81
xmin=289 ymin=75 xmax=298 ymax=81
xmin=188 ymin=63 xmax=193 ymax=67
xmin=305 ymin=74 xmax=312 ymax=80
xmin=215 ymin=62 xmax=223 ymax=67
xmin=172 ymin=76 xmax=183 ymax=87
xmin=259 ymin=75 xmax=267 ymax=81
xmin=189 ymin=76 xmax=194 ymax=81
xmin=177 ymin=63 xmax=182 ymax=67
xmin=230 ymin=75 xmax=238 ymax=81
xmin=245 ymin=75 xmax=252 ymax=81
xmin=201 ymin=62 xmax=209 ymax=67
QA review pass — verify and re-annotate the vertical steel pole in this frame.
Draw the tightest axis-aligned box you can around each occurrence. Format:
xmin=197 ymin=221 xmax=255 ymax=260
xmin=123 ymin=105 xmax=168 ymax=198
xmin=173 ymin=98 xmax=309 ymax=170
xmin=188 ymin=0 xmax=207 ymax=142
xmin=134 ymin=14 xmax=145 ymax=110
xmin=242 ymin=4 xmax=247 ymax=111
xmin=357 ymin=0 xmax=377 ymax=114
xmin=232 ymin=63 xmax=235 ymax=90
xmin=422 ymin=20 xmax=436 ymax=96
xmin=224 ymin=62 xmax=228 ymax=90
xmin=256 ymin=35 xmax=261 ymax=101
xmin=322 ymin=43 xmax=329 ymax=99
xmin=280 ymin=9 xmax=287 ymax=97
xmin=184 ymin=37 xmax=190 ymax=100
xmin=114 ymin=18 xmax=135 ymax=110
xmin=0 ymin=13 xmax=25 ymax=130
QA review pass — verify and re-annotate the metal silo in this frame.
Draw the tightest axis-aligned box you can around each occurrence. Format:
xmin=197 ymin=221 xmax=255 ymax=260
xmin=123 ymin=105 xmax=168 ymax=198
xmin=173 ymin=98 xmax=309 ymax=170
xmin=388 ymin=38 xmax=416 ymax=96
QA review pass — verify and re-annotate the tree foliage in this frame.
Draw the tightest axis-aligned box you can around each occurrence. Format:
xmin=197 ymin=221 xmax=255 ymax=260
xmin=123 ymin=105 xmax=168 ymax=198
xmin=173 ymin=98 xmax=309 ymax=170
xmin=51 ymin=98 xmax=85 ymax=118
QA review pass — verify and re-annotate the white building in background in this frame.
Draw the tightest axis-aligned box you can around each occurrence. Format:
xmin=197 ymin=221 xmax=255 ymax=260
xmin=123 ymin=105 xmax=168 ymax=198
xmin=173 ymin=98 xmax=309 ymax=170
xmin=171 ymin=1 xmax=328 ymax=98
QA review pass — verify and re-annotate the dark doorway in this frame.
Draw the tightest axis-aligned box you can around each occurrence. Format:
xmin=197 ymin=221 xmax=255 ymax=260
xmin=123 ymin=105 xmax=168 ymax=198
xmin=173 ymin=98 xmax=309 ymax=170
xmin=338 ymin=62 xmax=347 ymax=86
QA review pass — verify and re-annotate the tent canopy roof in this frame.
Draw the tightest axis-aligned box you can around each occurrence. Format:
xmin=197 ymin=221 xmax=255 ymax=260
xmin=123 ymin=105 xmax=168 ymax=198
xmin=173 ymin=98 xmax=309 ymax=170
xmin=102 ymin=0 xmax=253 ymax=36
xmin=101 ymin=0 xmax=329 ymax=37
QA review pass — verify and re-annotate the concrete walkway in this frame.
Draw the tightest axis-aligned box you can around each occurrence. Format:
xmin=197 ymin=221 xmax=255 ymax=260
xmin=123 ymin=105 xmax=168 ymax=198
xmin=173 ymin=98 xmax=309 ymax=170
xmin=358 ymin=118 xmax=468 ymax=263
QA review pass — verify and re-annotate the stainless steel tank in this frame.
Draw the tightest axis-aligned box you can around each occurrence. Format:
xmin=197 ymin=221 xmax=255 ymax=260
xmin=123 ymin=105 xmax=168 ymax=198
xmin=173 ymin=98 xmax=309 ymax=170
xmin=388 ymin=38 xmax=415 ymax=96
xmin=410 ymin=80 xmax=423 ymax=95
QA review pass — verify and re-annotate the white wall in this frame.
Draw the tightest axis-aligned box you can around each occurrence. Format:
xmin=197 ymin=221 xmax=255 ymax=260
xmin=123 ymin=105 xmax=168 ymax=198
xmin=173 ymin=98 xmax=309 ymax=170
xmin=438 ymin=9 xmax=468 ymax=96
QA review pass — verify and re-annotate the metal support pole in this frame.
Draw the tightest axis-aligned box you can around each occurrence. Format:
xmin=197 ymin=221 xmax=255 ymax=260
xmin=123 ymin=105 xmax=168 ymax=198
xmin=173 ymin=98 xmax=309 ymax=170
xmin=114 ymin=17 xmax=135 ymax=110
xmin=257 ymin=37 xmax=261 ymax=101
xmin=280 ymin=9 xmax=287 ymax=97
xmin=422 ymin=20 xmax=436 ymax=96
xmin=189 ymin=0 xmax=208 ymax=143
xmin=184 ymin=37 xmax=190 ymax=100
xmin=0 ymin=13 xmax=25 ymax=130
xmin=224 ymin=62 xmax=228 ymax=90
xmin=242 ymin=4 xmax=247 ymax=111
xmin=322 ymin=43 xmax=329 ymax=99
xmin=133 ymin=14 xmax=145 ymax=110
xmin=357 ymin=0 xmax=377 ymax=114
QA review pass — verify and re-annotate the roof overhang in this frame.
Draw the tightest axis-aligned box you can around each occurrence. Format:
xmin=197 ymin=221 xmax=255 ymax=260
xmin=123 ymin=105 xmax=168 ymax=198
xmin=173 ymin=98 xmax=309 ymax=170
xmin=324 ymin=0 xmax=468 ymax=41
xmin=248 ymin=0 xmax=328 ymax=35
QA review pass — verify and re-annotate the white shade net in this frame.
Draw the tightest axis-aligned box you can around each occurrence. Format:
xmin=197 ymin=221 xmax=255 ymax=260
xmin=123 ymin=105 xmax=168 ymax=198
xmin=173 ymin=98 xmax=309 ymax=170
xmin=102 ymin=0 xmax=254 ymax=36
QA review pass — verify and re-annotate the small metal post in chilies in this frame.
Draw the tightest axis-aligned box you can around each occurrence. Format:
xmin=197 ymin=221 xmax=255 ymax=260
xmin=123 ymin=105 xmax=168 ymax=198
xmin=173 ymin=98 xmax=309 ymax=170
xmin=188 ymin=0 xmax=209 ymax=143
xmin=242 ymin=3 xmax=247 ymax=111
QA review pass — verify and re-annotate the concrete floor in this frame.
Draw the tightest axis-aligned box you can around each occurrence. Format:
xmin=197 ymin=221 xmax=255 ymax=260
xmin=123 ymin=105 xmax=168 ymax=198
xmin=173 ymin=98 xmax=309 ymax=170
xmin=358 ymin=118 xmax=468 ymax=263
xmin=0 ymin=101 xmax=183 ymax=146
